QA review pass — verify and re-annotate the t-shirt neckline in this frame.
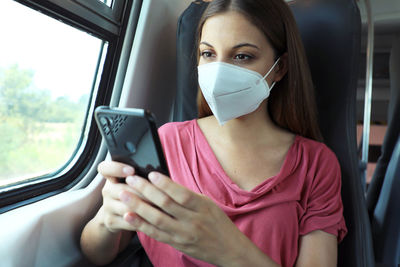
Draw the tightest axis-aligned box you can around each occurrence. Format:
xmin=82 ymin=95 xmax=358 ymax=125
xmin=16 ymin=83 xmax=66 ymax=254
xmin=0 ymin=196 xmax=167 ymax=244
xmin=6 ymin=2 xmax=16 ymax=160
xmin=193 ymin=119 xmax=299 ymax=195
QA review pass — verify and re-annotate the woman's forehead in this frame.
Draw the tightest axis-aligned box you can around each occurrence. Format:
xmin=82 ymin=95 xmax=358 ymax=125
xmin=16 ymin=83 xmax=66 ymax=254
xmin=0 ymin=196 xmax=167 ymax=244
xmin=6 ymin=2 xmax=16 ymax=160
xmin=200 ymin=11 xmax=270 ymax=48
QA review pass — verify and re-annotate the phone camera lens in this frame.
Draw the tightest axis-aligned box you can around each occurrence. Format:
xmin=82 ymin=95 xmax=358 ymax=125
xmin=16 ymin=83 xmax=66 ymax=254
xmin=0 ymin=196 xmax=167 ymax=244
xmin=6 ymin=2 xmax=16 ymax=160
xmin=100 ymin=117 xmax=108 ymax=125
xmin=125 ymin=142 xmax=136 ymax=153
xmin=100 ymin=116 xmax=114 ymax=130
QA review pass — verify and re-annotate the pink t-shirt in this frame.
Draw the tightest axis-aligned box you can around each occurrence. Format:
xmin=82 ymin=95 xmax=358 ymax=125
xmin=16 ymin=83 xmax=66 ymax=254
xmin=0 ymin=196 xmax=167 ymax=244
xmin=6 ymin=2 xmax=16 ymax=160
xmin=138 ymin=120 xmax=347 ymax=267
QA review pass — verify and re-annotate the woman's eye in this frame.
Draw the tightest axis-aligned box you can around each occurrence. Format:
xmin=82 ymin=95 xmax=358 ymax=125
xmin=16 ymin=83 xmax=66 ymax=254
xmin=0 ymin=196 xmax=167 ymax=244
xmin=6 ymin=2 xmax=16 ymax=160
xmin=201 ymin=51 xmax=214 ymax=59
xmin=234 ymin=53 xmax=253 ymax=62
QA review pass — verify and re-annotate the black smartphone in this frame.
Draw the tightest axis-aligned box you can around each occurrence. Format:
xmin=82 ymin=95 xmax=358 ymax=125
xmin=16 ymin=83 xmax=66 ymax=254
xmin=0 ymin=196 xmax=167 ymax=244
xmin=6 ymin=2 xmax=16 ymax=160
xmin=94 ymin=106 xmax=169 ymax=180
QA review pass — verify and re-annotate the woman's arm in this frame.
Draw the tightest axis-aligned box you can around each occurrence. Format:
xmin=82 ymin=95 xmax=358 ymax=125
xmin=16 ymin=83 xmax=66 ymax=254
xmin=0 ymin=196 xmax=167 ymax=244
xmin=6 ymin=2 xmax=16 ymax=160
xmin=80 ymin=161 xmax=138 ymax=265
xmin=80 ymin=207 xmax=135 ymax=265
xmin=220 ymin=229 xmax=337 ymax=267
xmin=295 ymin=230 xmax=338 ymax=267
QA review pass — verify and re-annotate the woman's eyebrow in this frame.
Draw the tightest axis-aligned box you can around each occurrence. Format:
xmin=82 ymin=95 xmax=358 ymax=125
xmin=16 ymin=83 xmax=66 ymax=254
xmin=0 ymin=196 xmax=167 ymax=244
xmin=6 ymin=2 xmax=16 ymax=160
xmin=199 ymin=42 xmax=260 ymax=50
xmin=232 ymin=43 xmax=260 ymax=49
xmin=199 ymin=41 xmax=213 ymax=47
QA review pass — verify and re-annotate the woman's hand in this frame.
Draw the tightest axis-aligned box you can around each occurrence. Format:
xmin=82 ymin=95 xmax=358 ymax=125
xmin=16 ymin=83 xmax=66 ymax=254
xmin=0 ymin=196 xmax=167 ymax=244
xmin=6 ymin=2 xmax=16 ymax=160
xmin=119 ymin=171 xmax=271 ymax=266
xmin=97 ymin=161 xmax=143 ymax=233
xmin=80 ymin=161 xmax=138 ymax=265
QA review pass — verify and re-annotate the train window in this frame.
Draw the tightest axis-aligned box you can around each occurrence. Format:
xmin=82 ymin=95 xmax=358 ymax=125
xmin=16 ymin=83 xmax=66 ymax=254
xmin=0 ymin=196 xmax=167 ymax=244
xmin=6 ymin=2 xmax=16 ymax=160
xmin=0 ymin=0 xmax=132 ymax=212
xmin=100 ymin=0 xmax=113 ymax=7
xmin=0 ymin=0 xmax=106 ymax=188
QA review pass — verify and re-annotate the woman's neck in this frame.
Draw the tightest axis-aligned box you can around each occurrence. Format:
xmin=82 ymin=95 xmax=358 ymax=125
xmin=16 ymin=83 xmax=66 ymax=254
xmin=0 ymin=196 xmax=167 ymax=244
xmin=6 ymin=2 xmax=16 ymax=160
xmin=201 ymin=103 xmax=293 ymax=149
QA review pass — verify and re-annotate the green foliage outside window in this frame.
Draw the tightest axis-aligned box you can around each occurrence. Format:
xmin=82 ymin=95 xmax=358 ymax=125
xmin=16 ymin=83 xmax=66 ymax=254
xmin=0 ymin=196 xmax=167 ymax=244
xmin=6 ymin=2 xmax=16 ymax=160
xmin=0 ymin=65 xmax=88 ymax=184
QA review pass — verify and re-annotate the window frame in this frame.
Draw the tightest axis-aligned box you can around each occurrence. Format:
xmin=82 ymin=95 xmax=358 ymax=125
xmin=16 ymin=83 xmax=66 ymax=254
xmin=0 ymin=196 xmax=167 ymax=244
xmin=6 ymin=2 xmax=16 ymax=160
xmin=0 ymin=0 xmax=137 ymax=213
xmin=75 ymin=0 xmax=125 ymax=25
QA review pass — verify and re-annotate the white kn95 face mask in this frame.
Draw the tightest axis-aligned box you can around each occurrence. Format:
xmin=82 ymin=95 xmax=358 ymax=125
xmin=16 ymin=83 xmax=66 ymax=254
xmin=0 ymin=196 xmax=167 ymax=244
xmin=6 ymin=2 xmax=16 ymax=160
xmin=197 ymin=58 xmax=280 ymax=125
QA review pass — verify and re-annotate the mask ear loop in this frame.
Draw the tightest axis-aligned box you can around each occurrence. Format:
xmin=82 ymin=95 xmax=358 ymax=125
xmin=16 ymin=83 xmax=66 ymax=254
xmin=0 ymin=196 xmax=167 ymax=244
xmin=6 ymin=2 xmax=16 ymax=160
xmin=258 ymin=57 xmax=281 ymax=88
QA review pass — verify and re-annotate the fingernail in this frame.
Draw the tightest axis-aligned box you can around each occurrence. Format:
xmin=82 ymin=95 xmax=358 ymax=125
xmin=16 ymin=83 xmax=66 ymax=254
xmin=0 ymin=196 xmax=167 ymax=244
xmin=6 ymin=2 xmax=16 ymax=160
xmin=124 ymin=213 xmax=138 ymax=225
xmin=120 ymin=191 xmax=131 ymax=203
xmin=148 ymin=172 xmax=160 ymax=184
xmin=126 ymin=176 xmax=137 ymax=186
xmin=123 ymin=166 xmax=134 ymax=175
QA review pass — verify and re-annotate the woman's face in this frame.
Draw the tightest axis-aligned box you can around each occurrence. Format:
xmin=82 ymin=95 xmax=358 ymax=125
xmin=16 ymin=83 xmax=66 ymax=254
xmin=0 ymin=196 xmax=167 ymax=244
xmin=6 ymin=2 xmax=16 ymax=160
xmin=199 ymin=11 xmax=280 ymax=84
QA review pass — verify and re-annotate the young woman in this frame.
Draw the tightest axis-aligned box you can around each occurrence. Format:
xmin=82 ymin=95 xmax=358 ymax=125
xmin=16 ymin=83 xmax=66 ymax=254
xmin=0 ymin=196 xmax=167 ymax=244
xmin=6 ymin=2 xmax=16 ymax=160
xmin=80 ymin=0 xmax=347 ymax=266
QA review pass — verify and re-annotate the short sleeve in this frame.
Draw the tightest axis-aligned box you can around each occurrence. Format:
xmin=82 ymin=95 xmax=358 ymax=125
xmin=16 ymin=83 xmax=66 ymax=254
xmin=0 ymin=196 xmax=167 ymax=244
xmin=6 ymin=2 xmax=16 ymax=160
xmin=299 ymin=147 xmax=347 ymax=242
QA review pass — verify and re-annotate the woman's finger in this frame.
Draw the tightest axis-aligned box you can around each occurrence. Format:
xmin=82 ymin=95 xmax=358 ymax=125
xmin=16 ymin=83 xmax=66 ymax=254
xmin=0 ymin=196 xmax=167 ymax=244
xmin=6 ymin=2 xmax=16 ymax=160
xmin=103 ymin=197 xmax=130 ymax=217
xmin=102 ymin=179 xmax=137 ymax=200
xmin=123 ymin=212 xmax=173 ymax=244
xmin=148 ymin=172 xmax=203 ymax=211
xmin=98 ymin=161 xmax=135 ymax=179
xmin=100 ymin=204 xmax=138 ymax=233
xmin=119 ymin=190 xmax=180 ymax=233
xmin=126 ymin=176 xmax=189 ymax=218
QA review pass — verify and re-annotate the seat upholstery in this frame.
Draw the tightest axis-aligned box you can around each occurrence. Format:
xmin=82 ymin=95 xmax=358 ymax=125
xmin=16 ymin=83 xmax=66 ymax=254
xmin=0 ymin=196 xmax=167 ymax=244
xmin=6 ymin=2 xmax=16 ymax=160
xmin=368 ymin=35 xmax=400 ymax=267
xmin=173 ymin=0 xmax=375 ymax=266
xmin=289 ymin=1 xmax=374 ymax=266
xmin=372 ymin=135 xmax=400 ymax=267
xmin=367 ymin=35 xmax=400 ymax=217
xmin=174 ymin=1 xmax=208 ymax=121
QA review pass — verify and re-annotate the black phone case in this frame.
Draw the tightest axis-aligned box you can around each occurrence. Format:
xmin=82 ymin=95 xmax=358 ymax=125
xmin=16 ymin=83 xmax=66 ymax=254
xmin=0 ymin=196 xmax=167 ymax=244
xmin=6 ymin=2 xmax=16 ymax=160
xmin=94 ymin=106 xmax=169 ymax=179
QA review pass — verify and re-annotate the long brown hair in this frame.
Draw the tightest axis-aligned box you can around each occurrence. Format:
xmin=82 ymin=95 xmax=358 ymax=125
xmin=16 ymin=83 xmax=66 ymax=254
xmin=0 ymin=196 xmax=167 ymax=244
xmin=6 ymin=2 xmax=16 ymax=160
xmin=196 ymin=0 xmax=323 ymax=141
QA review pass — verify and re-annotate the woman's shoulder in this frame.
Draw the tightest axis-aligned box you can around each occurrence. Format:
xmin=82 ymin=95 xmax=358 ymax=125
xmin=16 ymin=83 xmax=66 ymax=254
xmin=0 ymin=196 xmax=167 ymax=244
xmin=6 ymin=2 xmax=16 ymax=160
xmin=295 ymin=135 xmax=340 ymax=167
xmin=291 ymin=136 xmax=342 ymax=208
xmin=157 ymin=120 xmax=200 ymax=162
xmin=158 ymin=119 xmax=198 ymax=141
